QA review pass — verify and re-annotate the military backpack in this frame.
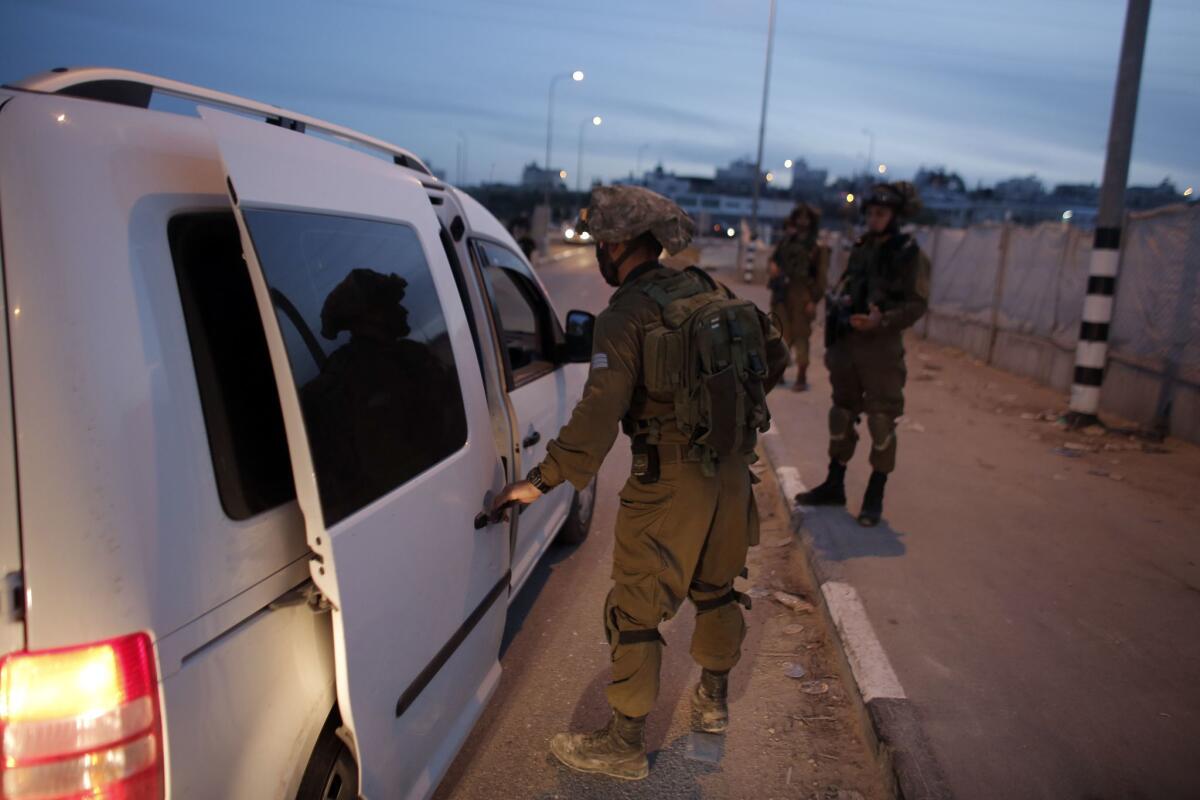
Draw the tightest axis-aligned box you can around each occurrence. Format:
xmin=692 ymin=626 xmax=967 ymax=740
xmin=641 ymin=267 xmax=772 ymax=473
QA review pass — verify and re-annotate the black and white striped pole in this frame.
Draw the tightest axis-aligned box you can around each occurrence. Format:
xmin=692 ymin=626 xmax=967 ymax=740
xmin=1067 ymin=0 xmax=1151 ymax=428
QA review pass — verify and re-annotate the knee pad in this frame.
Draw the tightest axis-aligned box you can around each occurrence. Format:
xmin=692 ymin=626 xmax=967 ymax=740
xmin=867 ymin=412 xmax=896 ymax=451
xmin=828 ymin=407 xmax=858 ymax=440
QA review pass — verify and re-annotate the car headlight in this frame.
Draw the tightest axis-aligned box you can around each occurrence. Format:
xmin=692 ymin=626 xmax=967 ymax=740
xmin=565 ymin=228 xmax=575 ymax=239
xmin=580 ymin=231 xmax=591 ymax=241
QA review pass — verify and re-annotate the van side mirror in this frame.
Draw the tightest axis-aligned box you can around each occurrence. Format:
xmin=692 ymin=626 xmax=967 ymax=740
xmin=561 ymin=309 xmax=595 ymax=363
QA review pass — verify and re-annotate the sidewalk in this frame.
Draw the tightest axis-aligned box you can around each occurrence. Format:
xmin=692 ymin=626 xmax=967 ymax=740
xmin=734 ymin=261 xmax=1200 ymax=798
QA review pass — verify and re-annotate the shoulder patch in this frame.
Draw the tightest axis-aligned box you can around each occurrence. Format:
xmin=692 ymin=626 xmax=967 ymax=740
xmin=590 ymin=352 xmax=609 ymax=370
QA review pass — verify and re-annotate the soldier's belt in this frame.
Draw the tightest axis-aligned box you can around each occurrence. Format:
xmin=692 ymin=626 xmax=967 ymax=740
xmin=655 ymin=443 xmax=703 ymax=464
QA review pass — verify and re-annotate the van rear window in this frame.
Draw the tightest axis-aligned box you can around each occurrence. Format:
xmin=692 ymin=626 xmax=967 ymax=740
xmin=169 ymin=213 xmax=296 ymax=520
xmin=241 ymin=209 xmax=469 ymax=526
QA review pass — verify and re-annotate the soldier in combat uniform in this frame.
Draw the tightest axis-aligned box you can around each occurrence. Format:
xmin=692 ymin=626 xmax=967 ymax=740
xmin=796 ymin=182 xmax=929 ymax=526
xmin=768 ymin=204 xmax=828 ymax=391
xmin=492 ymin=185 xmax=787 ymax=780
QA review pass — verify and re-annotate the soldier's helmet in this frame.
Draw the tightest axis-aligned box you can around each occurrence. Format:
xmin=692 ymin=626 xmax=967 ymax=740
xmin=578 ymin=185 xmax=695 ymax=255
xmin=788 ymin=203 xmax=821 ymax=230
xmin=862 ymin=182 xmax=922 ymax=219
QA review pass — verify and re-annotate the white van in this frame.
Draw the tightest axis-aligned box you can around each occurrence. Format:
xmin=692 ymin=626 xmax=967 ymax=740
xmin=0 ymin=67 xmax=596 ymax=800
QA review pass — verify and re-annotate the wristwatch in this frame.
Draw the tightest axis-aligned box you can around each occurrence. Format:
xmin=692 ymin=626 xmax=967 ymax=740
xmin=526 ymin=466 xmax=549 ymax=493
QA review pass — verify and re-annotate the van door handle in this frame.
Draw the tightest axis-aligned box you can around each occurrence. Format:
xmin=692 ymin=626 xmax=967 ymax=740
xmin=522 ymin=431 xmax=541 ymax=448
xmin=475 ymin=499 xmax=519 ymax=530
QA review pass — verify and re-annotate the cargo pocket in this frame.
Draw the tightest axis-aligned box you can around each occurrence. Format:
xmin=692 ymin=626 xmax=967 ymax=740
xmin=613 ymin=482 xmax=675 ymax=581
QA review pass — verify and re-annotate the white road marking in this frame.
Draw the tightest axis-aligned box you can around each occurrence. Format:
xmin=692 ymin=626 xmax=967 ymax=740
xmin=775 ymin=466 xmax=808 ymax=504
xmin=821 ymin=582 xmax=906 ymax=701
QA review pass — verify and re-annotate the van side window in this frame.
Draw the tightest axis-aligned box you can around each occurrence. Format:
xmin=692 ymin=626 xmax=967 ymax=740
xmin=483 ymin=267 xmax=544 ymax=372
xmin=241 ymin=209 xmax=468 ymax=526
xmin=474 ymin=241 xmax=560 ymax=388
xmin=168 ymin=213 xmax=296 ymax=520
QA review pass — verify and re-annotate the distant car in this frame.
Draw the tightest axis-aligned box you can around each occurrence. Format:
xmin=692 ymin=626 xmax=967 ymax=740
xmin=563 ymin=224 xmax=593 ymax=244
xmin=0 ymin=66 xmax=597 ymax=800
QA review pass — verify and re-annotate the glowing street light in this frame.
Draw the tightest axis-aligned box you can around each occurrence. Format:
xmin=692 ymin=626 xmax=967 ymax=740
xmin=784 ymin=159 xmax=793 ymax=169
xmin=544 ymin=68 xmax=587 ymax=236
xmin=765 ymin=172 xmax=775 ymax=182
xmin=1185 ymin=186 xmax=1194 ymax=197
xmin=1062 ymin=209 xmax=1074 ymax=221
xmin=845 ymin=193 xmax=856 ymax=203
xmin=576 ymin=115 xmax=604 ymax=193
xmin=877 ymin=163 xmax=888 ymax=175
xmin=559 ymin=170 xmax=567 ymax=179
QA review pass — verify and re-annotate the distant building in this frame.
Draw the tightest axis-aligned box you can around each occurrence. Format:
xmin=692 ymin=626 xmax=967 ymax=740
xmin=1125 ymin=178 xmax=1184 ymax=210
xmin=1050 ymin=183 xmax=1100 ymax=205
xmin=789 ymin=158 xmax=828 ymax=202
xmin=715 ymin=157 xmax=765 ymax=195
xmin=994 ymin=175 xmax=1046 ymax=202
xmin=521 ymin=162 xmax=566 ymax=190
xmin=616 ymin=163 xmax=792 ymax=234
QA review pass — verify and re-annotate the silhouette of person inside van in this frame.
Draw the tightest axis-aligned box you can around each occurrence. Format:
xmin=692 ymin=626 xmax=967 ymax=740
xmin=300 ymin=268 xmax=466 ymax=523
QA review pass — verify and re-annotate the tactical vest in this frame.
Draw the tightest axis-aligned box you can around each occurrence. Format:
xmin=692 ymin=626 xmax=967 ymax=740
xmin=640 ymin=267 xmax=772 ymax=474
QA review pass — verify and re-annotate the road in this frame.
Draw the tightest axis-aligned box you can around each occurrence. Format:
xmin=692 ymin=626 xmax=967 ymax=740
xmin=435 ymin=245 xmax=888 ymax=800
xmin=756 ymin=269 xmax=1200 ymax=797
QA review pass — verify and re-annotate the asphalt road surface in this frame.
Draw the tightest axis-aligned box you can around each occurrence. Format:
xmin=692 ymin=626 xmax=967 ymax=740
xmin=435 ymin=245 xmax=888 ymax=800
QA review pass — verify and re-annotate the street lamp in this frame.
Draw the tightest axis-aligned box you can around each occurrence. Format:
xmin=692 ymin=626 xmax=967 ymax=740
xmin=877 ymin=163 xmax=888 ymax=175
xmin=636 ymin=143 xmax=652 ymax=178
xmin=845 ymin=193 xmax=856 ymax=204
xmin=784 ymin=158 xmax=793 ymax=169
xmin=577 ymin=115 xmax=602 ymax=194
xmin=543 ymin=69 xmax=585 ymax=242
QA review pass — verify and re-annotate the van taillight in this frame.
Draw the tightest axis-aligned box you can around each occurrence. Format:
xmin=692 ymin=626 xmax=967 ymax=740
xmin=0 ymin=633 xmax=163 ymax=799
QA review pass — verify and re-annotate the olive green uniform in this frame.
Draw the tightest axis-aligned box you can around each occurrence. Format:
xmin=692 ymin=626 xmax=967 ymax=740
xmin=770 ymin=235 xmax=828 ymax=369
xmin=824 ymin=233 xmax=930 ymax=474
xmin=537 ymin=261 xmax=787 ymax=718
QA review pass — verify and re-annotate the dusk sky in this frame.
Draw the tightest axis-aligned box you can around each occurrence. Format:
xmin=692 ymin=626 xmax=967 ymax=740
xmin=3 ymin=0 xmax=1196 ymax=191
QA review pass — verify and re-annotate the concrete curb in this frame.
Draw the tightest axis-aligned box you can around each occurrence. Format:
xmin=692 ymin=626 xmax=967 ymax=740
xmin=760 ymin=429 xmax=954 ymax=800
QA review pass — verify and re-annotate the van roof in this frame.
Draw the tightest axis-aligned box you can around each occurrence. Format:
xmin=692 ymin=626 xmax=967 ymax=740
xmin=6 ymin=66 xmax=437 ymax=181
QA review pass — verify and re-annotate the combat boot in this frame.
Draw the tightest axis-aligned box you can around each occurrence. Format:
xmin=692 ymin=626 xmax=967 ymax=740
xmin=857 ymin=471 xmax=887 ymax=526
xmin=691 ymin=668 xmax=730 ymax=733
xmin=549 ymin=710 xmax=649 ymax=780
xmin=795 ymin=460 xmax=846 ymax=507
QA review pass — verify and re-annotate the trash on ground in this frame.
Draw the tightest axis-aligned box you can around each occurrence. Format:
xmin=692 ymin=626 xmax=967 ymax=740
xmin=784 ymin=662 xmax=808 ymax=679
xmin=799 ymin=680 xmax=829 ymax=695
xmin=783 ymin=623 xmax=805 ymax=635
xmin=772 ymin=591 xmax=815 ymax=613
xmin=747 ymin=586 xmax=771 ymax=599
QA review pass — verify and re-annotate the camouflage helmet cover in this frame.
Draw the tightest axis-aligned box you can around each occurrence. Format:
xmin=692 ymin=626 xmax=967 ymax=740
xmin=578 ymin=185 xmax=695 ymax=255
xmin=862 ymin=181 xmax=922 ymax=219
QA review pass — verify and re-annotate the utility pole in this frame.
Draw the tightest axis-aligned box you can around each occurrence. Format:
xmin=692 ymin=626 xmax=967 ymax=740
xmin=1066 ymin=0 xmax=1151 ymax=427
xmin=742 ymin=0 xmax=777 ymax=283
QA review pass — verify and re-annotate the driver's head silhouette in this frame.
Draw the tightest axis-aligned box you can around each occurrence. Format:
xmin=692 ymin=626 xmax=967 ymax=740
xmin=319 ymin=268 xmax=410 ymax=342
